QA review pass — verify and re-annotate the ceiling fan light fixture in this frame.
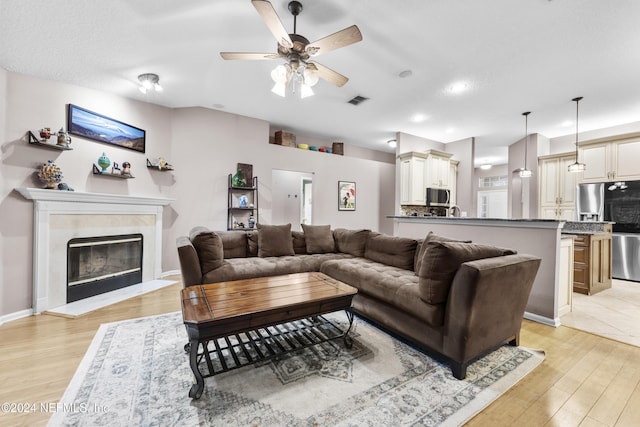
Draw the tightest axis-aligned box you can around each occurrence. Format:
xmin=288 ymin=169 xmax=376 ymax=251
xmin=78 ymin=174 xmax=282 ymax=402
xmin=271 ymin=64 xmax=290 ymax=84
xmin=271 ymin=82 xmax=287 ymax=97
xmin=300 ymin=83 xmax=314 ymax=98
xmin=303 ymin=66 xmax=319 ymax=86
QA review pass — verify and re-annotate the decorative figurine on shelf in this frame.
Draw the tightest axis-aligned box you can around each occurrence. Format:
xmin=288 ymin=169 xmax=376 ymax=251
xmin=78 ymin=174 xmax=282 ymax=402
xmin=232 ymin=167 xmax=247 ymax=187
xmin=38 ymin=160 xmax=63 ymax=189
xmin=56 ymin=128 xmax=71 ymax=148
xmin=58 ymin=182 xmax=75 ymax=191
xmin=239 ymin=194 xmax=248 ymax=207
xmin=248 ymin=214 xmax=255 ymax=229
xmin=122 ymin=161 xmax=131 ymax=176
xmin=111 ymin=162 xmax=121 ymax=174
xmin=39 ymin=128 xmax=52 ymax=142
xmin=97 ymin=152 xmax=110 ymax=173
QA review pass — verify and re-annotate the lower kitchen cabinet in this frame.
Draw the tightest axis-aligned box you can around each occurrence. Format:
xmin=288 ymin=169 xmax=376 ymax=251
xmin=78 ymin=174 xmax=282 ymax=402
xmin=573 ymin=233 xmax=612 ymax=295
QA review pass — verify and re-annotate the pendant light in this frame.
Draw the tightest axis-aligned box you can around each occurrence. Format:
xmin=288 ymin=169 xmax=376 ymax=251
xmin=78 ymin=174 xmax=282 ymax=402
xmin=568 ymin=96 xmax=586 ymax=173
xmin=517 ymin=111 xmax=532 ymax=178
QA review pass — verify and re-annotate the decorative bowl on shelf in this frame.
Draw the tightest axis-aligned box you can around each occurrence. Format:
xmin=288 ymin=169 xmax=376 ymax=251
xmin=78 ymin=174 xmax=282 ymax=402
xmin=298 ymin=144 xmax=309 ymax=150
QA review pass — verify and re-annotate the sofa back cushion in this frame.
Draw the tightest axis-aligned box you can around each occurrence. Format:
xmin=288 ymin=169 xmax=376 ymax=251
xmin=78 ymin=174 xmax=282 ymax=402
xmin=292 ymin=231 xmax=307 ymax=254
xmin=215 ymin=230 xmax=248 ymax=259
xmin=414 ymin=232 xmax=472 ymax=274
xmin=301 ymin=224 xmax=335 ymax=254
xmin=418 ymin=241 xmax=516 ymax=304
xmin=246 ymin=231 xmax=259 ymax=257
xmin=333 ymin=228 xmax=370 ymax=257
xmin=189 ymin=229 xmax=224 ymax=274
xmin=364 ymin=232 xmax=417 ymax=270
xmin=257 ymin=223 xmax=295 ymax=257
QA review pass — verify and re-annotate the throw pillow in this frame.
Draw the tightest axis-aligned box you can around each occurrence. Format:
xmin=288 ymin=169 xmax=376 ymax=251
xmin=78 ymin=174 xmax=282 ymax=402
xmin=364 ymin=232 xmax=417 ymax=270
xmin=257 ymin=223 xmax=295 ymax=257
xmin=246 ymin=231 xmax=259 ymax=257
xmin=190 ymin=230 xmax=224 ymax=274
xmin=414 ymin=232 xmax=472 ymax=275
xmin=333 ymin=228 xmax=370 ymax=257
xmin=301 ymin=224 xmax=335 ymax=254
xmin=215 ymin=230 xmax=248 ymax=259
xmin=418 ymin=241 xmax=516 ymax=304
xmin=292 ymin=231 xmax=307 ymax=254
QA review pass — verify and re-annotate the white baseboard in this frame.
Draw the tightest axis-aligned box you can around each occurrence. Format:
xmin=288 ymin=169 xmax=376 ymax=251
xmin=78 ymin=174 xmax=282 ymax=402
xmin=0 ymin=308 xmax=33 ymax=326
xmin=524 ymin=311 xmax=560 ymax=327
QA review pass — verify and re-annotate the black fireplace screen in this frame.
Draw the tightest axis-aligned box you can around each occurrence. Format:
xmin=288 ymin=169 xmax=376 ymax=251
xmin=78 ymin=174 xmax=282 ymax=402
xmin=67 ymin=234 xmax=143 ymax=303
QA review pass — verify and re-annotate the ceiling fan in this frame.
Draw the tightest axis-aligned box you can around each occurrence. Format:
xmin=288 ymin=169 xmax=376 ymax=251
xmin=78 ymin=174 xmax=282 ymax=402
xmin=220 ymin=0 xmax=362 ymax=95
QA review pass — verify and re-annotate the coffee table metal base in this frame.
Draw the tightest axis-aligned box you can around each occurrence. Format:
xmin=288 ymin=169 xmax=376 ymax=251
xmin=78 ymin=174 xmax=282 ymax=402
xmin=187 ymin=310 xmax=354 ymax=399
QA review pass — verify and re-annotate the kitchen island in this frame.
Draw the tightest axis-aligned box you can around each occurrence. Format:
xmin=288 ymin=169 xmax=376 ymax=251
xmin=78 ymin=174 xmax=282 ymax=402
xmin=562 ymin=222 xmax=613 ymax=295
xmin=390 ymin=216 xmax=568 ymax=326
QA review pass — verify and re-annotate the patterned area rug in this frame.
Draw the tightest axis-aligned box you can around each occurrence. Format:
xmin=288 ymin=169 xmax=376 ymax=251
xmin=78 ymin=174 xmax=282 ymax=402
xmin=48 ymin=312 xmax=544 ymax=427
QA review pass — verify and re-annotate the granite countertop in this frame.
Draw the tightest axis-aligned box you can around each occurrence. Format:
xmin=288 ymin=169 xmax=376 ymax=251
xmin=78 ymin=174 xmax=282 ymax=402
xmin=562 ymin=221 xmax=613 ymax=235
xmin=389 ymin=216 xmax=559 ymax=223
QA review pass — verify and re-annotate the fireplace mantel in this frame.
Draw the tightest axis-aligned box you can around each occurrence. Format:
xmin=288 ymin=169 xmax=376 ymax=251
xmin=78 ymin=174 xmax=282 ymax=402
xmin=16 ymin=187 xmax=173 ymax=206
xmin=16 ymin=187 xmax=173 ymax=313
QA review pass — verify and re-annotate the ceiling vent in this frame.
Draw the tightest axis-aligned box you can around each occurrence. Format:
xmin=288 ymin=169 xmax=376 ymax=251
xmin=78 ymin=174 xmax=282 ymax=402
xmin=348 ymin=95 xmax=369 ymax=106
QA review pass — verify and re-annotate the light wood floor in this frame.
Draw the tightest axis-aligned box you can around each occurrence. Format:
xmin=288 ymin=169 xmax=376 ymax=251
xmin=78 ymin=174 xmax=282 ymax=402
xmin=1 ymin=277 xmax=639 ymax=427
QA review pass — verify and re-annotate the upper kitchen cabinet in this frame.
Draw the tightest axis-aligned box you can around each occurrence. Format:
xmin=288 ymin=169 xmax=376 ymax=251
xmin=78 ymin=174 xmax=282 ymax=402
xmin=539 ymin=153 xmax=578 ymax=220
xmin=399 ymin=152 xmax=426 ymax=205
xmin=425 ymin=149 xmax=453 ymax=189
xmin=580 ymin=136 xmax=640 ymax=183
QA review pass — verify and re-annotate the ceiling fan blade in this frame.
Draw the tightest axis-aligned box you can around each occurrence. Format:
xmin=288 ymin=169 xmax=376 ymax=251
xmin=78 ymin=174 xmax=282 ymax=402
xmin=306 ymin=25 xmax=362 ymax=56
xmin=251 ymin=0 xmax=293 ymax=49
xmin=308 ymin=61 xmax=348 ymax=87
xmin=220 ymin=52 xmax=280 ymax=60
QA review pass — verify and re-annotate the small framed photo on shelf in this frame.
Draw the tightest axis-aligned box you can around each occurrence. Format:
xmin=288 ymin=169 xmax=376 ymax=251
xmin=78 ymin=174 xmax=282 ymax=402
xmin=338 ymin=181 xmax=356 ymax=211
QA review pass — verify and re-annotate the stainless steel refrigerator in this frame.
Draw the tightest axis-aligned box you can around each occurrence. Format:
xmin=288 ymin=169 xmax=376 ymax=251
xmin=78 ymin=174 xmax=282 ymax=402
xmin=605 ymin=180 xmax=640 ymax=282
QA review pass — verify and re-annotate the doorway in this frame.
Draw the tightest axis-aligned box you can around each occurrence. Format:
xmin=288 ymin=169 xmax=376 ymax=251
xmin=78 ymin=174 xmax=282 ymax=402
xmin=271 ymin=169 xmax=313 ymax=229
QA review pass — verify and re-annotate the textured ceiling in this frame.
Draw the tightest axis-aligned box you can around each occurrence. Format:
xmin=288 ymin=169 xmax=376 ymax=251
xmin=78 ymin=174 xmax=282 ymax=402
xmin=2 ymin=0 xmax=639 ymax=165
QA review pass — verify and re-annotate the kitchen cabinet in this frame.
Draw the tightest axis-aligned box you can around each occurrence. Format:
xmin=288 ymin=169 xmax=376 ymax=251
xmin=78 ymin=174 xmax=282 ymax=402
xmin=399 ymin=152 xmax=426 ymax=205
xmin=538 ymin=153 xmax=578 ymax=220
xmin=425 ymin=149 xmax=453 ymax=189
xmin=580 ymin=137 xmax=640 ymax=183
xmin=572 ymin=232 xmax=612 ymax=295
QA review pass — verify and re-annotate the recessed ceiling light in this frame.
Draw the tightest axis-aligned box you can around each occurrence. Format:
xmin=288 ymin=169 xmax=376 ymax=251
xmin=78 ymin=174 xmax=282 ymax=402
xmin=387 ymin=139 xmax=397 ymax=148
xmin=212 ymin=103 xmax=225 ymax=109
xmin=447 ymin=81 xmax=469 ymax=94
xmin=398 ymin=70 xmax=413 ymax=78
xmin=445 ymin=128 xmax=455 ymax=134
xmin=410 ymin=113 xmax=427 ymax=123
xmin=480 ymin=164 xmax=492 ymax=170
xmin=562 ymin=120 xmax=572 ymax=127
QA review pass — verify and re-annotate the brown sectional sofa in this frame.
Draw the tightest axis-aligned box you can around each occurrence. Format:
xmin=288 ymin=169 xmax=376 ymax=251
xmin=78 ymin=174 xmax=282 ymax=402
xmin=176 ymin=224 xmax=541 ymax=379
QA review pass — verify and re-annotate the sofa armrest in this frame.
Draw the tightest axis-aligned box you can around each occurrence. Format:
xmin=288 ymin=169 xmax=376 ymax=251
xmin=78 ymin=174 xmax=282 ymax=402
xmin=176 ymin=236 xmax=202 ymax=287
xmin=442 ymin=254 xmax=541 ymax=364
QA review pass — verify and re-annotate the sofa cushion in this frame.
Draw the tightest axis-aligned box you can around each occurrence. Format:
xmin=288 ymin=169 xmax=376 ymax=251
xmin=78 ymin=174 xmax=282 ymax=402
xmin=202 ymin=253 xmax=354 ymax=283
xmin=246 ymin=231 xmax=259 ymax=257
xmin=257 ymin=223 xmax=295 ymax=257
xmin=292 ymin=231 xmax=307 ymax=254
xmin=418 ymin=241 xmax=516 ymax=304
xmin=301 ymin=224 xmax=335 ymax=254
xmin=364 ymin=232 xmax=417 ymax=270
xmin=215 ymin=230 xmax=248 ymax=259
xmin=333 ymin=228 xmax=370 ymax=257
xmin=190 ymin=230 xmax=224 ymax=274
xmin=414 ymin=232 xmax=471 ymax=275
xmin=320 ymin=257 xmax=445 ymax=327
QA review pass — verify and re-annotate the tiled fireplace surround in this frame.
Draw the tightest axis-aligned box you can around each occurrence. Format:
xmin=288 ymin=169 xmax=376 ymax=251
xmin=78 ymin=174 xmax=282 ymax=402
xmin=17 ymin=188 xmax=173 ymax=313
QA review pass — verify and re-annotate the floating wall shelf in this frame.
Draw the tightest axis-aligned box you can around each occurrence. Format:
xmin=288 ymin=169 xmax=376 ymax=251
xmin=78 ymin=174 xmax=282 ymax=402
xmin=27 ymin=131 xmax=73 ymax=151
xmin=92 ymin=164 xmax=134 ymax=179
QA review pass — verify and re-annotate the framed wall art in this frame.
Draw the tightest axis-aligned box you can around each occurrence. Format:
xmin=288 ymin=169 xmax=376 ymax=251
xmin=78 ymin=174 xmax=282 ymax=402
xmin=338 ymin=181 xmax=356 ymax=211
xmin=67 ymin=104 xmax=146 ymax=153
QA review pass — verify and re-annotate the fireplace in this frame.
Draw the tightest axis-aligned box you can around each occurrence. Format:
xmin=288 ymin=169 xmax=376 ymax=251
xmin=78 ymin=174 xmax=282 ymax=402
xmin=16 ymin=187 xmax=173 ymax=313
xmin=67 ymin=234 xmax=143 ymax=303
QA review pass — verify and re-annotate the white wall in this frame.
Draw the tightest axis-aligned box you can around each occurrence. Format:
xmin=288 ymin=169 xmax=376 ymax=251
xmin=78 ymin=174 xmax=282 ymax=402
xmin=0 ymin=72 xmax=395 ymax=317
xmin=446 ymin=137 xmax=474 ymax=214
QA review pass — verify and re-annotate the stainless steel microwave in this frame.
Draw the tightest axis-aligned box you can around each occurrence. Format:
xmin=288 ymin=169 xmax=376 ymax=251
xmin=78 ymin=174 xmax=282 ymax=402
xmin=426 ymin=187 xmax=450 ymax=207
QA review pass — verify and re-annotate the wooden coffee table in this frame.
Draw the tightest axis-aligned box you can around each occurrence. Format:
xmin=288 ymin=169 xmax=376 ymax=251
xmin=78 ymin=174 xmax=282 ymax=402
xmin=181 ymin=272 xmax=357 ymax=399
